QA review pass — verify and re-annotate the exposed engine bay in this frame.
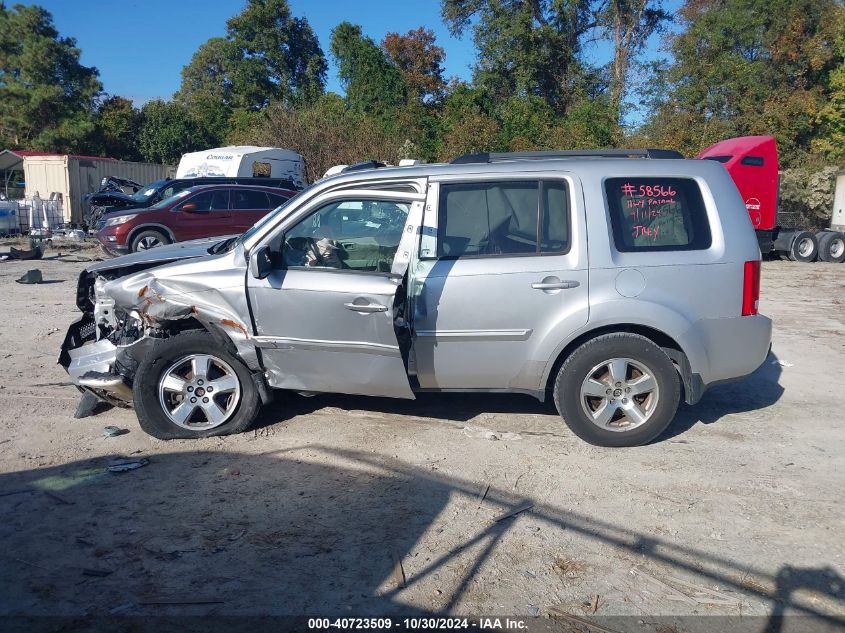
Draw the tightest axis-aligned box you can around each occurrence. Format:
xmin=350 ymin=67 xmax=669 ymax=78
xmin=58 ymin=237 xmax=260 ymax=410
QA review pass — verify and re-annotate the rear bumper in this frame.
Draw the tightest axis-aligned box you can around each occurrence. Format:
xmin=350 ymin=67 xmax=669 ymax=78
xmin=690 ymin=314 xmax=773 ymax=387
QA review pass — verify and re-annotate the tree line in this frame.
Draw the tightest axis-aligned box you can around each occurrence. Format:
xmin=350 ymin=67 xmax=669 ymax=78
xmin=1 ymin=0 xmax=843 ymax=187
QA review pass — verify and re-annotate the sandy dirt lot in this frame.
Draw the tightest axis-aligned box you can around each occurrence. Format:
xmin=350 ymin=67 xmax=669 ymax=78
xmin=0 ymin=242 xmax=843 ymax=630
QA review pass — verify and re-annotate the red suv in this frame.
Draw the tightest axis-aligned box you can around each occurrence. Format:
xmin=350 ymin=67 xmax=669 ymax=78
xmin=96 ymin=184 xmax=294 ymax=254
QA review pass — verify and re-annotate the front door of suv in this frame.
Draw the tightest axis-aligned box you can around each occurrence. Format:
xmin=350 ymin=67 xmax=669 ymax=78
xmin=411 ymin=175 xmax=589 ymax=393
xmin=170 ymin=189 xmax=232 ymax=241
xmin=246 ymin=189 xmax=424 ymax=399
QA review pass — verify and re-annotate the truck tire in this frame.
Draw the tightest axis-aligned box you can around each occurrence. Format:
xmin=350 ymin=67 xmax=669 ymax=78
xmin=130 ymin=229 xmax=171 ymax=253
xmin=553 ymin=333 xmax=681 ymax=447
xmin=817 ymin=231 xmax=845 ymax=263
xmin=784 ymin=231 xmax=817 ymax=262
xmin=133 ymin=331 xmax=261 ymax=440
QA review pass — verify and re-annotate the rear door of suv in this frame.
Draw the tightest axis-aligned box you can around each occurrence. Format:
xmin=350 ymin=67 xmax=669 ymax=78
xmin=410 ymin=173 xmax=589 ymax=392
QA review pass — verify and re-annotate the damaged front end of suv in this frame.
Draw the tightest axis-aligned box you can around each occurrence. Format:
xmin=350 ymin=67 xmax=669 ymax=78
xmin=58 ymin=237 xmax=261 ymax=414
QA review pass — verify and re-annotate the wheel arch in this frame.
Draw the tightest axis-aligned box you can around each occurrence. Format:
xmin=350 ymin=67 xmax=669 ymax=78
xmin=542 ymin=323 xmax=703 ymax=405
xmin=126 ymin=223 xmax=176 ymax=249
xmin=136 ymin=317 xmax=270 ymax=404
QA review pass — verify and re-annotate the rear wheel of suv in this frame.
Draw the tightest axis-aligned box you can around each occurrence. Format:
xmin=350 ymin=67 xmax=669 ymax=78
xmin=553 ymin=333 xmax=680 ymax=447
xmin=133 ymin=331 xmax=261 ymax=439
xmin=130 ymin=229 xmax=171 ymax=253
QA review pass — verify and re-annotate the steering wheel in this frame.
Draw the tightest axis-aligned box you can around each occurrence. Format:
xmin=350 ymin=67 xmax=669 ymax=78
xmin=306 ymin=238 xmax=325 ymax=266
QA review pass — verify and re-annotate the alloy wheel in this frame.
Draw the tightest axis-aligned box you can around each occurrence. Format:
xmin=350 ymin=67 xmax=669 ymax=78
xmin=579 ymin=357 xmax=660 ymax=432
xmin=157 ymin=354 xmax=241 ymax=430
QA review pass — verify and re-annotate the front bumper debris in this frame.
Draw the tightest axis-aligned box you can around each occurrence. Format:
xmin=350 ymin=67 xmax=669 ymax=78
xmin=59 ymin=315 xmax=156 ymax=408
xmin=63 ymin=337 xmax=133 ymax=406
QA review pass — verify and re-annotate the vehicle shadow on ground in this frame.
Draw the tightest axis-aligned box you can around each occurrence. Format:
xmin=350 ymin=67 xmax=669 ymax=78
xmin=252 ymin=352 xmax=785 ymax=444
xmin=254 ymin=390 xmax=556 ymax=430
xmin=662 ymin=351 xmax=784 ymax=440
xmin=0 ymin=447 xmax=840 ymax=630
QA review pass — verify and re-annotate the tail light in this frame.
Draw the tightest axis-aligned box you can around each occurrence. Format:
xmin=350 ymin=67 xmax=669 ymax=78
xmin=742 ymin=260 xmax=761 ymax=316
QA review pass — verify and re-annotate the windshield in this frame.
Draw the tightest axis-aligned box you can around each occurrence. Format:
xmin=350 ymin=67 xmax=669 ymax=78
xmin=131 ymin=180 xmax=168 ymax=203
xmin=149 ymin=188 xmax=193 ymax=210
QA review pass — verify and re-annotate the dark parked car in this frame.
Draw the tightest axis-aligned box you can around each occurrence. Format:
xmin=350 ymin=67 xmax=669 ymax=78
xmin=83 ymin=176 xmax=144 ymax=212
xmin=87 ymin=176 xmax=302 ymax=229
xmin=96 ymin=184 xmax=294 ymax=254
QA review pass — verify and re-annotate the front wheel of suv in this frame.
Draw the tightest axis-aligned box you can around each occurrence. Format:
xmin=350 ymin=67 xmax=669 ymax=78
xmin=133 ymin=331 xmax=261 ymax=439
xmin=553 ymin=333 xmax=680 ymax=447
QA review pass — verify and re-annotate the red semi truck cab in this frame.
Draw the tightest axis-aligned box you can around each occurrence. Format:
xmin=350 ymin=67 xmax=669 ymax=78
xmin=697 ymin=136 xmax=780 ymax=253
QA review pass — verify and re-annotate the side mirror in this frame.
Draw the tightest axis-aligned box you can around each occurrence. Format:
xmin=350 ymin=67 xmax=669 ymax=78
xmin=180 ymin=202 xmax=198 ymax=212
xmin=250 ymin=245 xmax=273 ymax=279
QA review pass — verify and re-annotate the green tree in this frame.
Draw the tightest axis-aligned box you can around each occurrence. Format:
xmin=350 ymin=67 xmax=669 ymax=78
xmin=437 ymin=82 xmax=501 ymax=160
xmin=441 ymin=0 xmax=596 ymax=112
xmin=498 ymin=95 xmax=554 ymax=150
xmin=442 ymin=0 xmax=665 ymax=127
xmin=176 ymin=0 xmax=326 ymax=145
xmin=226 ymin=0 xmax=327 ymax=106
xmin=640 ymin=0 xmax=845 ymax=163
xmin=0 ymin=3 xmax=102 ymax=151
xmin=175 ymin=37 xmax=237 ymax=145
xmin=238 ymin=93 xmax=407 ymax=182
xmin=91 ymin=96 xmax=142 ymax=160
xmin=330 ymin=22 xmax=406 ymax=121
xmin=138 ymin=100 xmax=211 ymax=165
xmin=813 ymin=8 xmax=845 ymax=161
xmin=598 ymin=0 xmax=669 ymax=121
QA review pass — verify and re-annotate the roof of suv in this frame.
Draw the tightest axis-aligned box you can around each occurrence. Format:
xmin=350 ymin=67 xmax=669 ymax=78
xmin=319 ymin=155 xmax=700 ymax=188
xmin=182 ymin=183 xmax=296 ymax=194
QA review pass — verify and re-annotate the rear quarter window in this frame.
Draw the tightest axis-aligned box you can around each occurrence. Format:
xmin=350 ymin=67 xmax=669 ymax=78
xmin=604 ymin=177 xmax=711 ymax=252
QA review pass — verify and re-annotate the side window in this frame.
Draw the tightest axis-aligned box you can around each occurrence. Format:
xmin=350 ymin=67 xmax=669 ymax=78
xmin=282 ymin=199 xmax=410 ymax=272
xmin=604 ymin=177 xmax=711 ymax=251
xmin=436 ymin=180 xmax=570 ymax=258
xmin=210 ymin=189 xmax=229 ymax=210
xmin=541 ymin=182 xmax=569 ymax=253
xmin=162 ymin=182 xmax=191 ymax=200
xmin=267 ymin=193 xmax=289 ymax=208
xmin=178 ymin=191 xmax=212 ymax=211
xmin=232 ymin=189 xmax=270 ymax=210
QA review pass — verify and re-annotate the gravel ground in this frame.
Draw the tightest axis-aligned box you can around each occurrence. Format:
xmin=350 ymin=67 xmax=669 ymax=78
xmin=0 ymin=242 xmax=843 ymax=630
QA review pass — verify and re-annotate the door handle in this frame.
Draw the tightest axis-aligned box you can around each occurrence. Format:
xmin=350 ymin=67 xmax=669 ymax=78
xmin=344 ymin=302 xmax=388 ymax=313
xmin=531 ymin=280 xmax=580 ymax=290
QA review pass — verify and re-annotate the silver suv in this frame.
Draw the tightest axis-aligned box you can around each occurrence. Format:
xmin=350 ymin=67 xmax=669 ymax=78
xmin=59 ymin=151 xmax=772 ymax=447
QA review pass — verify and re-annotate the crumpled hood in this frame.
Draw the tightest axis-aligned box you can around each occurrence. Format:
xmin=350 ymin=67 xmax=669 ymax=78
xmin=97 ymin=248 xmax=256 ymax=364
xmin=86 ymin=235 xmax=238 ymax=274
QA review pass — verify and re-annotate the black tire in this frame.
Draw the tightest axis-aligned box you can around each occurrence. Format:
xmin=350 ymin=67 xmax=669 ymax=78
xmin=553 ymin=333 xmax=680 ymax=447
xmin=133 ymin=331 xmax=261 ymax=440
xmin=817 ymin=231 xmax=845 ymax=263
xmin=130 ymin=228 xmax=171 ymax=253
xmin=785 ymin=231 xmax=817 ymax=262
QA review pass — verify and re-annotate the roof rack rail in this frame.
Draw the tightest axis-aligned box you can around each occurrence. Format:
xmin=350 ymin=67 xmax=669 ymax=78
xmin=341 ymin=160 xmax=387 ymax=173
xmin=450 ymin=148 xmax=684 ymax=164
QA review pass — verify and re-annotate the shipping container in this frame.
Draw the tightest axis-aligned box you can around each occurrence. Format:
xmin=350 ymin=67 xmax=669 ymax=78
xmin=22 ymin=154 xmax=171 ymax=223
